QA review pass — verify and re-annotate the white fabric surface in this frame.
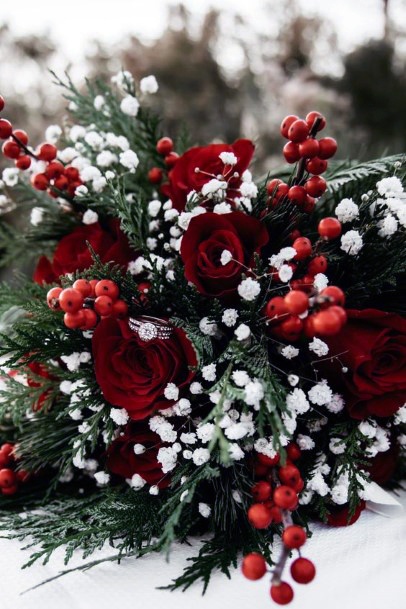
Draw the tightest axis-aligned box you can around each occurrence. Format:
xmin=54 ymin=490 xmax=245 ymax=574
xmin=1 ymin=490 xmax=406 ymax=609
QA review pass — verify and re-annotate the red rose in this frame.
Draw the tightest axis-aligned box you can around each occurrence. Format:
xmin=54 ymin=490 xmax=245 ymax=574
xmin=92 ymin=317 xmax=197 ymax=420
xmin=162 ymin=139 xmax=255 ymax=211
xmin=180 ymin=211 xmax=268 ymax=301
xmin=34 ymin=220 xmax=134 ymax=284
xmin=326 ymin=501 xmax=366 ymax=527
xmin=320 ymin=309 xmax=406 ymax=420
xmin=107 ymin=423 xmax=169 ymax=488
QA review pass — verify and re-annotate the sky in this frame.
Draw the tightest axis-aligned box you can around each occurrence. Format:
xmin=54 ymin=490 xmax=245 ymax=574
xmin=1 ymin=0 xmax=405 ymax=78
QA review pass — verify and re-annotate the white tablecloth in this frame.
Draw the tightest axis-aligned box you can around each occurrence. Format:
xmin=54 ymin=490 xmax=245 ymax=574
xmin=1 ymin=489 xmax=406 ymax=609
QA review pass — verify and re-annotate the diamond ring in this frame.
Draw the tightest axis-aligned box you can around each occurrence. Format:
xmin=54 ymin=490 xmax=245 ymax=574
xmin=128 ymin=316 xmax=173 ymax=342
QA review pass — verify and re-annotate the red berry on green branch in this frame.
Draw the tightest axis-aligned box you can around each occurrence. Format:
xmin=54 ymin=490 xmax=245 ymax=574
xmin=320 ymin=285 xmax=346 ymax=306
xmin=303 ymin=195 xmax=316 ymax=213
xmin=81 ymin=308 xmax=98 ymax=330
xmin=282 ymin=525 xmax=307 ymax=549
xmin=286 ymin=442 xmax=301 ymax=461
xmin=304 ymin=175 xmax=327 ymax=197
xmin=112 ymin=299 xmax=129 ymax=318
xmin=288 ymin=185 xmax=307 ymax=206
xmin=0 ymin=118 xmax=12 ymax=139
xmin=1 ymin=484 xmax=18 ymax=496
xmin=293 ymin=237 xmax=312 ymax=260
xmin=31 ymin=173 xmax=49 ymax=191
xmin=279 ymin=315 xmax=303 ymax=341
xmin=54 ymin=175 xmax=69 ymax=190
xmin=318 ymin=217 xmax=342 ymax=239
xmin=65 ymin=166 xmax=80 ymax=181
xmin=0 ymin=443 xmax=14 ymax=460
xmin=269 ymin=506 xmax=283 ymax=524
xmin=94 ymin=279 xmax=119 ymax=301
xmin=164 ymin=152 xmax=179 ymax=168
xmin=16 ymin=469 xmax=30 ymax=483
xmin=15 ymin=155 xmax=31 ymax=170
xmin=273 ymin=485 xmax=298 ymax=510
xmin=2 ymin=139 xmax=20 ymax=159
xmin=283 ymin=141 xmax=301 ymax=164
xmin=46 ymin=286 xmax=63 ymax=310
xmin=156 ymin=137 xmax=174 ymax=156
xmin=307 ymin=255 xmax=328 ymax=275
xmin=291 ymin=557 xmax=316 ymax=584
xmin=64 ymin=311 xmax=86 ymax=330
xmin=248 ymin=503 xmax=273 ymax=529
xmin=312 ymin=309 xmax=342 ymax=336
xmin=298 ymin=138 xmax=319 ymax=158
xmin=0 ymin=468 xmax=17 ymax=488
xmin=72 ymin=279 xmax=93 ymax=298
xmin=94 ymin=295 xmax=113 ymax=316
xmin=257 ymin=452 xmax=280 ymax=467
xmin=287 ymin=119 xmax=309 ymax=143
xmin=318 ymin=137 xmax=337 ymax=159
xmin=59 ymin=288 xmax=84 ymax=313
xmin=265 ymin=296 xmax=288 ymax=320
xmin=279 ymin=464 xmax=302 ymax=488
xmin=13 ymin=129 xmax=28 ymax=145
xmin=329 ymin=305 xmax=347 ymax=326
xmin=270 ymin=581 xmax=294 ymax=605
xmin=37 ymin=142 xmax=57 ymax=162
xmin=242 ymin=553 xmax=267 ymax=580
xmin=306 ymin=157 xmax=328 ymax=175
xmin=45 ymin=161 xmax=65 ymax=179
xmin=280 ymin=115 xmax=299 ymax=138
xmin=284 ymin=290 xmax=309 ymax=315
xmin=267 ymin=178 xmax=283 ymax=195
xmin=89 ymin=279 xmax=99 ymax=297
xmin=251 ymin=480 xmax=272 ymax=502
xmin=148 ymin=167 xmax=163 ymax=184
xmin=305 ymin=111 xmax=326 ymax=132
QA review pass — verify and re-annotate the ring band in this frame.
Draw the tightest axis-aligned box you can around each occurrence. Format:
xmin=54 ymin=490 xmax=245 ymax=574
xmin=128 ymin=316 xmax=173 ymax=342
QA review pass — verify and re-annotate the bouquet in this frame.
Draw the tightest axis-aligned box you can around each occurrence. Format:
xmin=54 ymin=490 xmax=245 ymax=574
xmin=0 ymin=71 xmax=404 ymax=605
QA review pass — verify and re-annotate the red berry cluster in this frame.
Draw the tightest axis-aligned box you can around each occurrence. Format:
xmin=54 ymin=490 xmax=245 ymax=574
xmin=242 ymin=445 xmax=316 ymax=605
xmin=47 ymin=279 xmax=128 ymax=330
xmin=148 ymin=137 xmax=179 ymax=184
xmin=0 ymin=442 xmax=30 ymax=496
xmin=267 ymin=111 xmax=337 ymax=213
xmin=0 ymin=94 xmax=83 ymax=198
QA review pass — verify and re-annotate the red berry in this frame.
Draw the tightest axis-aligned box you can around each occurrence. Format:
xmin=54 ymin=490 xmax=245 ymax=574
xmin=257 ymin=452 xmax=280 ymax=467
xmin=303 ymin=315 xmax=316 ymax=338
xmin=304 ymin=175 xmax=327 ymax=197
xmin=267 ymin=178 xmax=283 ymax=195
xmin=156 ymin=137 xmax=174 ymax=156
xmin=88 ymin=279 xmax=99 ymax=297
xmin=303 ymin=195 xmax=316 ymax=213
xmin=16 ymin=469 xmax=30 ymax=483
xmin=305 ymin=111 xmax=326 ymax=132
xmin=148 ymin=167 xmax=163 ymax=184
xmin=45 ymin=161 xmax=65 ymax=179
xmin=251 ymin=480 xmax=272 ymax=502
xmin=312 ymin=310 xmax=342 ymax=336
xmin=283 ymin=141 xmax=301 ymax=164
xmin=318 ymin=137 xmax=337 ymax=159
xmin=270 ymin=182 xmax=289 ymax=205
xmin=59 ymin=288 xmax=84 ymax=313
xmin=54 ymin=175 xmax=69 ymax=190
xmin=307 ymin=255 xmax=328 ymax=276
xmin=94 ymin=295 xmax=113 ymax=316
xmin=279 ymin=316 xmax=303 ymax=341
xmin=284 ymin=290 xmax=309 ymax=315
xmin=13 ymin=129 xmax=28 ymax=145
xmin=291 ymin=557 xmax=316 ymax=584
xmin=318 ymin=217 xmax=341 ymax=239
xmin=63 ymin=311 xmax=86 ymax=330
xmin=293 ymin=237 xmax=312 ymax=260
xmin=320 ymin=285 xmax=346 ymax=306
xmin=279 ymin=464 xmax=302 ymax=488
xmin=0 ymin=118 xmax=12 ymax=139
xmin=329 ymin=305 xmax=347 ymax=326
xmin=2 ymin=139 xmax=20 ymax=159
xmin=288 ymin=185 xmax=307 ymax=206
xmin=95 ymin=280 xmax=119 ymax=301
xmin=46 ymin=287 xmax=63 ymax=310
xmin=31 ymin=173 xmax=49 ymax=191
xmin=81 ymin=308 xmax=98 ymax=330
xmin=265 ymin=296 xmax=288 ymax=320
xmin=287 ymin=119 xmax=309 ymax=143
xmin=242 ymin=553 xmax=267 ymax=580
xmin=65 ymin=166 xmax=80 ymax=181
xmin=282 ymin=525 xmax=307 ymax=549
xmin=247 ymin=503 xmax=272 ymax=529
xmin=270 ymin=582 xmax=294 ymax=605
xmin=37 ymin=143 xmax=57 ymax=162
xmin=280 ymin=115 xmax=299 ymax=139
xmin=287 ymin=442 xmax=302 ymax=461
xmin=273 ymin=485 xmax=298 ymax=510
xmin=15 ymin=155 xmax=31 ymax=170
xmin=298 ymin=138 xmax=319 ymax=158
xmin=164 ymin=152 xmax=179 ymax=168
xmin=306 ymin=157 xmax=328 ymax=175
xmin=0 ymin=95 xmax=5 ymax=111
xmin=112 ymin=299 xmax=128 ymax=318
xmin=1 ymin=484 xmax=18 ymax=496
xmin=0 ymin=468 xmax=17 ymax=488
xmin=72 ymin=279 xmax=93 ymax=298
xmin=0 ymin=443 xmax=14 ymax=460
xmin=269 ymin=506 xmax=283 ymax=524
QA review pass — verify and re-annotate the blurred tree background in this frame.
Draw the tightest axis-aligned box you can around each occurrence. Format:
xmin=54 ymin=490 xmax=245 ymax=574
xmin=1 ymin=0 xmax=405 ymax=171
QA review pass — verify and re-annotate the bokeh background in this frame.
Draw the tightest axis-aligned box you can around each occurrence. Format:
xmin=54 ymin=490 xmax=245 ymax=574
xmin=1 ymin=0 xmax=406 ymax=168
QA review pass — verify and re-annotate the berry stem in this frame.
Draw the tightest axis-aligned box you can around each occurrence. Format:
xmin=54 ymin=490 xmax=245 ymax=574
xmin=292 ymin=117 xmax=322 ymax=186
xmin=271 ymin=508 xmax=293 ymax=584
xmin=11 ymin=134 xmax=39 ymax=160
